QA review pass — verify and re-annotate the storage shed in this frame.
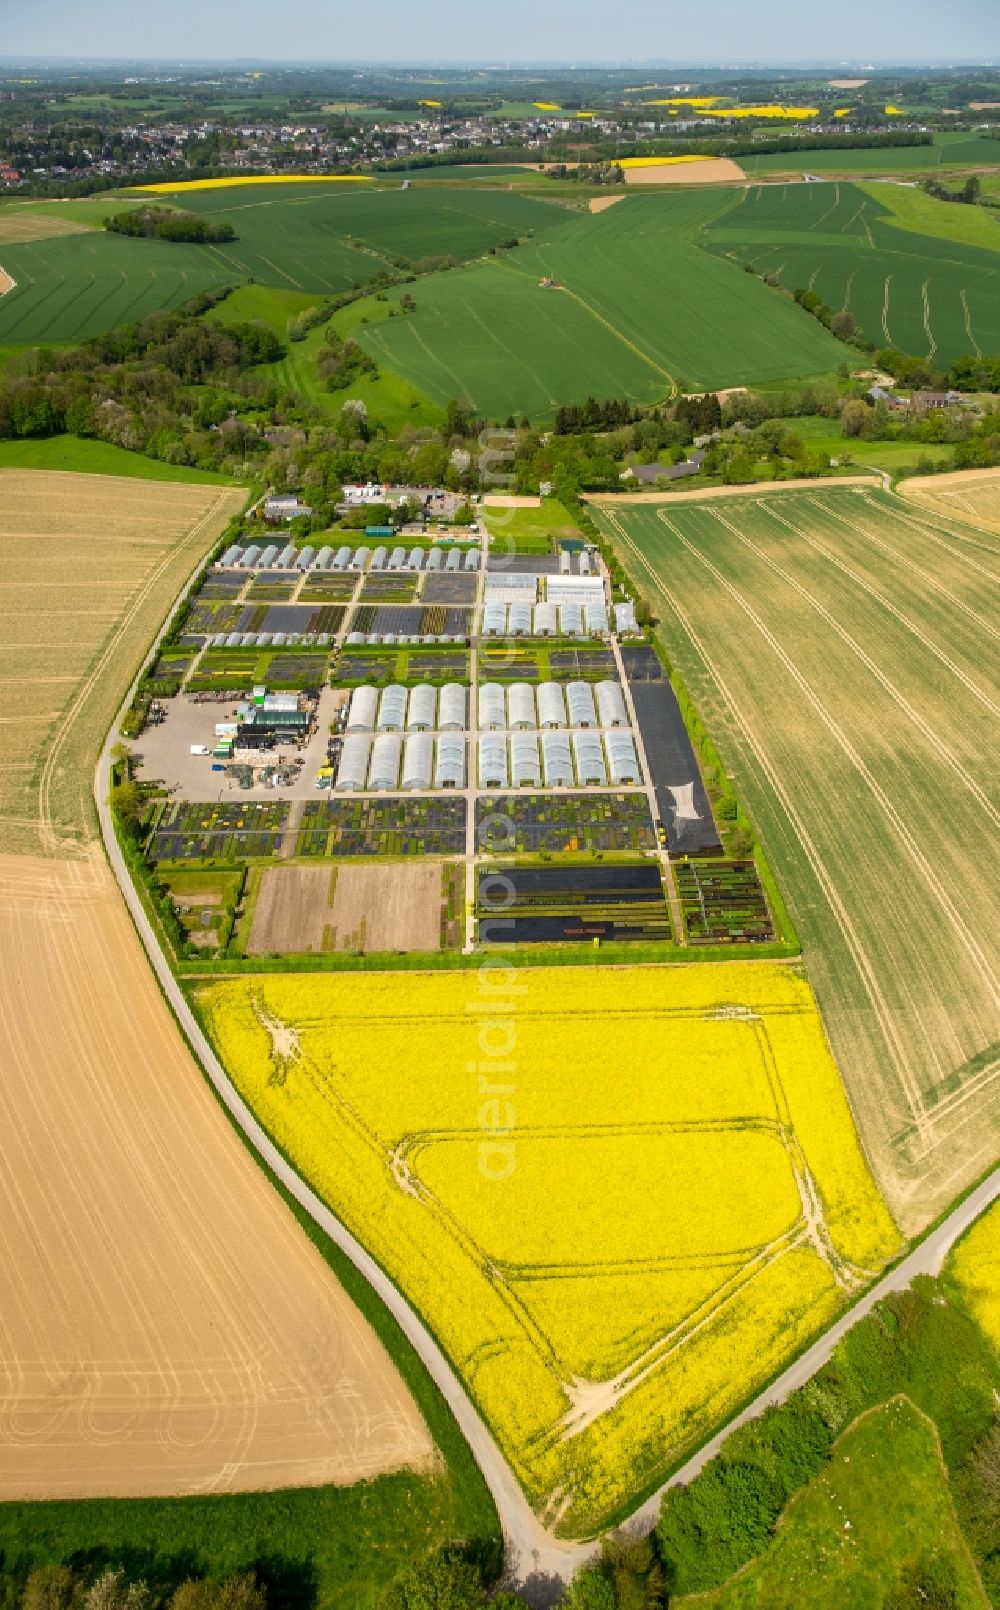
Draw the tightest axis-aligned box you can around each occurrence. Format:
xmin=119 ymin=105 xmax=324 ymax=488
xmin=510 ymin=734 xmax=541 ymax=788
xmin=435 ymin=734 xmax=466 ymax=789
xmin=507 ymin=683 xmax=536 ymax=730
xmin=368 ymin=733 xmax=402 ymax=791
xmin=346 ymin=685 xmax=379 ymax=731
xmin=478 ymin=682 xmax=506 ymax=731
xmin=596 ymin=680 xmax=628 ymax=728
xmin=402 ymin=733 xmax=433 ymax=791
xmin=566 ymin=680 xmax=598 ymax=728
xmin=573 ymin=730 xmax=607 ymax=786
xmin=377 ymin=684 xmax=408 ymax=732
xmin=479 ymin=735 xmax=508 ymax=789
xmin=438 ymin=683 xmax=467 ymax=731
xmin=605 ymin=731 xmax=640 ymax=785
xmin=407 ymin=684 xmax=437 ymax=731
xmin=335 ymin=734 xmax=371 ymax=791
xmin=541 ymin=731 xmax=574 ymax=786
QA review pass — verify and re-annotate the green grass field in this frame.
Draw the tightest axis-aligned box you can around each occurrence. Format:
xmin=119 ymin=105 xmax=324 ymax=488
xmin=0 ymin=184 xmax=575 ymax=346
xmin=0 ymin=435 xmax=240 ymax=483
xmin=705 ymin=181 xmax=1000 ymax=364
xmin=356 ymin=190 xmax=845 ymax=419
xmin=481 ymin=495 xmax=579 ymax=552
xmin=687 ymin=1398 xmax=988 ymax=1609
xmin=597 ymin=484 xmax=1000 ymax=1234
xmin=775 ymin=415 xmax=953 ymax=474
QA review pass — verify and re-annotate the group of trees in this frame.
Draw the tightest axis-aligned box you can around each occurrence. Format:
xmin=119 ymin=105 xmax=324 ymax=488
xmin=103 ymin=206 xmax=236 ymax=244
xmin=553 ymin=398 xmax=639 ymax=433
xmin=8 ymin=1568 xmax=265 ymax=1610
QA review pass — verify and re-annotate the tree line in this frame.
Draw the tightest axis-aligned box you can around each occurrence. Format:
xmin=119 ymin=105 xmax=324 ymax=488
xmin=104 ymin=206 xmax=236 ymax=244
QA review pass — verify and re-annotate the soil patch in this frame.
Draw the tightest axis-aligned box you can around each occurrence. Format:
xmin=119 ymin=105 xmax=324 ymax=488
xmin=330 ymin=862 xmax=444 ymax=952
xmin=0 ymin=211 xmax=91 ymax=246
xmin=585 ymin=474 xmax=881 ymax=506
xmin=623 ymin=158 xmax=746 ymax=186
xmin=248 ymin=864 xmax=338 ymax=953
xmin=589 ymin=195 xmax=626 ymax=213
xmin=0 ymin=266 xmax=13 ymax=296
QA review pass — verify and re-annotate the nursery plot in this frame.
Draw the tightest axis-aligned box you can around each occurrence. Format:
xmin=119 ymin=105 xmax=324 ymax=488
xmin=199 ymin=963 xmax=899 ymax=1535
xmin=597 ymin=484 xmax=1000 ymax=1230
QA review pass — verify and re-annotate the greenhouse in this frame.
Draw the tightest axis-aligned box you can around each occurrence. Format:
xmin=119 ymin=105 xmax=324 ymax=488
xmin=606 ymin=731 xmax=640 ymax=785
xmin=407 ymin=684 xmax=437 ymax=731
xmin=402 ymin=733 xmax=434 ymax=791
xmin=351 ymin=545 xmax=370 ymax=571
xmin=464 ymin=550 xmax=480 ymax=571
xmin=508 ymin=602 xmax=533 ymax=637
xmin=559 ymin=603 xmax=584 ymax=636
xmin=482 ymin=602 xmax=507 ymax=636
xmin=346 ymin=685 xmax=379 ymax=731
xmin=377 ymin=684 xmax=408 ymax=732
xmin=478 ymin=682 xmax=506 ymax=731
xmin=533 ymin=602 xmax=558 ymax=636
xmin=295 ymin=546 xmax=315 ymax=570
xmin=333 ymin=545 xmax=352 ymax=569
xmin=239 ymin=545 xmax=261 ymax=569
xmin=566 ymin=680 xmax=598 ymax=728
xmin=277 ymin=544 xmax=297 ymax=568
xmin=596 ymin=680 xmax=628 ymax=728
xmin=510 ymin=734 xmax=541 ymax=788
xmin=614 ymin=600 xmax=637 ymax=633
xmin=370 ymin=545 xmax=388 ymax=570
xmin=313 ymin=545 xmax=334 ymax=570
xmin=445 ymin=549 xmax=461 ymax=571
xmin=426 ymin=548 xmax=443 ymax=570
xmin=537 ymin=681 xmax=567 ymax=729
xmin=541 ymin=731 xmax=574 ymax=786
xmin=435 ymin=734 xmax=466 ymax=789
xmin=478 ymin=735 xmax=508 ymax=789
xmin=507 ymin=683 xmax=536 ymax=730
xmin=438 ymin=683 xmax=467 ymax=731
xmin=573 ymin=731 xmax=607 ymax=786
xmin=257 ymin=543 xmax=279 ymax=568
xmin=389 ymin=545 xmax=407 ymax=570
xmin=408 ymin=547 xmax=425 ymax=570
xmin=335 ymin=734 xmax=371 ymax=791
xmin=586 ymin=603 xmax=609 ymax=636
xmin=368 ymin=733 xmax=402 ymax=791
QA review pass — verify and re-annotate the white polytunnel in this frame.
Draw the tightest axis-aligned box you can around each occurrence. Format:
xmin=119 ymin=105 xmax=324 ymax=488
xmin=346 ymin=686 xmax=379 ymax=731
xmin=596 ymin=679 xmax=628 ymax=728
xmin=368 ymin=732 xmax=402 ymax=791
xmin=406 ymin=684 xmax=437 ymax=731
xmin=478 ymin=735 xmax=508 ymax=788
xmin=402 ymin=733 xmax=433 ymax=790
xmin=510 ymin=733 xmax=541 ymax=787
xmin=377 ymin=684 xmax=408 ymax=732
xmin=537 ymin=681 xmax=567 ymax=729
xmin=435 ymin=734 xmax=466 ymax=788
xmin=335 ymin=734 xmax=371 ymax=791
xmin=566 ymin=680 xmax=598 ymax=728
xmin=438 ymin=683 xmax=467 ymax=731
xmin=541 ymin=730 xmax=574 ymax=786
xmin=478 ymin=682 xmax=506 ymax=731
xmin=605 ymin=731 xmax=640 ymax=784
xmin=573 ymin=730 xmax=607 ymax=786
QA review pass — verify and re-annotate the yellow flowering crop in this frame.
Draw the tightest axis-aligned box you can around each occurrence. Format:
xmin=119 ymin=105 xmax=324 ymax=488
xmin=136 ymin=175 xmax=371 ymax=194
xmin=198 ymin=962 xmax=899 ymax=1535
xmin=616 ymin=155 xmax=714 ymax=169
xmin=949 ymin=1203 xmax=1000 ymax=1351
xmin=533 ymin=101 xmax=562 ymax=111
xmin=644 ymin=97 xmax=720 ymax=107
xmin=885 ymin=104 xmax=905 ymax=115
xmin=704 ymin=105 xmax=820 ymax=120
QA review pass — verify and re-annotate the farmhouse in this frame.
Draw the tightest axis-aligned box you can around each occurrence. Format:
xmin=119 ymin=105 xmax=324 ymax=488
xmin=263 ymin=494 xmax=314 ymax=523
xmin=622 ymin=451 xmax=705 ymax=485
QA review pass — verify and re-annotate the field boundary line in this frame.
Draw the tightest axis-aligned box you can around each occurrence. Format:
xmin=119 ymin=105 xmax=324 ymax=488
xmin=655 ymin=509 xmax=998 ymax=1025
xmin=860 ymin=490 xmax=1000 ymax=577
xmin=881 ymin=273 xmax=892 ymax=341
xmin=599 ymin=506 xmax=928 ymax=1160
xmin=0 ymin=263 xmax=15 ymax=296
xmin=584 ymin=476 xmax=881 ymax=508
xmin=960 ymin=289 xmax=982 ymax=357
xmin=921 ymin=279 xmax=937 ymax=360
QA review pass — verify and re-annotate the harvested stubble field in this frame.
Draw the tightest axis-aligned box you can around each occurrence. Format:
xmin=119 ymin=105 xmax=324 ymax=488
xmin=198 ymin=963 xmax=899 ymax=1536
xmin=0 ymin=852 xmax=433 ymax=1498
xmin=899 ymin=465 xmax=1000 ymax=537
xmin=596 ymin=481 xmax=1000 ymax=1231
xmin=0 ymin=470 xmax=244 ymax=858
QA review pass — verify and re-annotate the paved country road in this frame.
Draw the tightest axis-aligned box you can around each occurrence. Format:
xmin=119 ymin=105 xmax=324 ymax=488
xmin=95 ymin=598 xmax=999 ymax=1602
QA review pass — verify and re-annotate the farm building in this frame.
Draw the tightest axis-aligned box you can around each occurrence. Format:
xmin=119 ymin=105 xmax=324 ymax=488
xmin=296 ymin=546 xmax=315 ymax=570
xmin=407 ymin=684 xmax=437 ymax=731
xmin=346 ymin=686 xmax=379 ymax=731
xmin=479 ymin=683 xmax=506 ymax=731
xmin=369 ymin=733 xmax=403 ymax=791
xmin=573 ymin=731 xmax=608 ymax=786
xmin=508 ymin=684 xmax=537 ymax=730
xmin=438 ymin=684 xmax=467 ymax=731
xmin=510 ymin=734 xmax=542 ymax=788
xmin=335 ymin=735 xmax=371 ymax=790
xmin=533 ymin=602 xmax=558 ymax=636
xmin=566 ymin=681 xmax=598 ymax=728
xmin=541 ymin=731 xmax=574 ymax=786
xmin=596 ymin=680 xmax=628 ymax=727
xmin=559 ymin=603 xmax=584 ymax=636
xmin=482 ymin=602 xmax=507 ymax=636
xmin=402 ymin=734 xmax=434 ymax=791
xmin=508 ymin=602 xmax=533 ymax=637
xmin=263 ymin=495 xmax=314 ymax=523
xmin=537 ymin=682 xmax=567 ymax=728
xmin=435 ymin=734 xmax=466 ymax=788
xmin=479 ymin=735 xmax=508 ymax=789
xmin=606 ymin=731 xmax=640 ymax=784
xmin=377 ymin=685 xmax=408 ymax=732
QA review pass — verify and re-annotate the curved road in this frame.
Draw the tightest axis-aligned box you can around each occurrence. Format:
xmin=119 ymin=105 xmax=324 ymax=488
xmin=95 ymin=573 xmax=999 ymax=1598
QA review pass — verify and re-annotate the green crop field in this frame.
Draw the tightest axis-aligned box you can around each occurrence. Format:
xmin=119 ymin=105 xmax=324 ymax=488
xmin=597 ymin=483 xmax=1000 ymax=1235
xmin=356 ymin=190 xmax=845 ymax=419
xmin=0 ymin=434 xmax=240 ymax=482
xmin=740 ymin=130 xmax=1000 ymax=175
xmin=0 ymin=183 xmax=576 ymax=345
xmin=705 ymin=180 xmax=1000 ymax=364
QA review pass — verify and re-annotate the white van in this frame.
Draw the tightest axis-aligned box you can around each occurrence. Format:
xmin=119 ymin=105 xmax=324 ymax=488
xmin=189 ymin=744 xmax=211 ymax=756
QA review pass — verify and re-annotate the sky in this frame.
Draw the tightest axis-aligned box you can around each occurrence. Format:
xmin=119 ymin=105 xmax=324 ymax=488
xmin=0 ymin=0 xmax=998 ymax=65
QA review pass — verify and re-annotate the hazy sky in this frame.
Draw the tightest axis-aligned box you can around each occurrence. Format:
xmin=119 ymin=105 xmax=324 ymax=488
xmin=1 ymin=0 xmax=998 ymax=65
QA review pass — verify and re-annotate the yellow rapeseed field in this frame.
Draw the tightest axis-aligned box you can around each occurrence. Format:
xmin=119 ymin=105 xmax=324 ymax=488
xmin=617 ymin=155 xmax=715 ymax=169
xmin=197 ymin=962 xmax=899 ymax=1535
xmin=950 ymin=1203 xmax=1000 ymax=1352
xmin=704 ymin=105 xmax=820 ymax=120
xmin=137 ymin=175 xmax=371 ymax=193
